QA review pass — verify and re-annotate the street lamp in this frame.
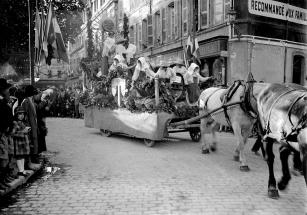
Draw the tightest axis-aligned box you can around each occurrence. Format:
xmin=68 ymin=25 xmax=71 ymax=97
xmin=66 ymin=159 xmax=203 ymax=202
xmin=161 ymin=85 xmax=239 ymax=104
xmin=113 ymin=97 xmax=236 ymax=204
xmin=227 ymin=8 xmax=241 ymax=40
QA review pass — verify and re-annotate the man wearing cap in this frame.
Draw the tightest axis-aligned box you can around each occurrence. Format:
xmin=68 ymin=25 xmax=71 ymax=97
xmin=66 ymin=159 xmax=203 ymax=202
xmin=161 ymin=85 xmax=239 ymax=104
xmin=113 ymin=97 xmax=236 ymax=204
xmin=21 ymin=85 xmax=40 ymax=170
xmin=0 ymin=78 xmax=15 ymax=190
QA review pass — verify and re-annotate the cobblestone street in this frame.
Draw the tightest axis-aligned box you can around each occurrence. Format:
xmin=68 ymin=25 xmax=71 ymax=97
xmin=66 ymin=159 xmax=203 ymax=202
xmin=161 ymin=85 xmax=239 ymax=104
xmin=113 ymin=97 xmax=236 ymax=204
xmin=0 ymin=118 xmax=306 ymax=215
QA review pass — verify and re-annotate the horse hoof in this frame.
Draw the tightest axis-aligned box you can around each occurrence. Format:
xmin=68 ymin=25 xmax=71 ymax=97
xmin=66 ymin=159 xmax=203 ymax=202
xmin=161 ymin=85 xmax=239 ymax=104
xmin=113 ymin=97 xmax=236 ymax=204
xmin=278 ymin=180 xmax=289 ymax=191
xmin=210 ymin=144 xmax=217 ymax=152
xmin=202 ymin=149 xmax=210 ymax=154
xmin=233 ymin=155 xmax=240 ymax=162
xmin=239 ymin=165 xmax=250 ymax=172
xmin=268 ymin=189 xmax=279 ymax=199
xmin=291 ymin=168 xmax=303 ymax=176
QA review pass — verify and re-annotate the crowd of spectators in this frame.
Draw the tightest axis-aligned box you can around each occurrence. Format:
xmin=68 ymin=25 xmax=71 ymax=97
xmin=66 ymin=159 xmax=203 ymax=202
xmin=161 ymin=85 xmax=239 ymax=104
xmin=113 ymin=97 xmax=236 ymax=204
xmin=47 ymin=87 xmax=83 ymax=118
xmin=0 ymin=78 xmax=49 ymax=191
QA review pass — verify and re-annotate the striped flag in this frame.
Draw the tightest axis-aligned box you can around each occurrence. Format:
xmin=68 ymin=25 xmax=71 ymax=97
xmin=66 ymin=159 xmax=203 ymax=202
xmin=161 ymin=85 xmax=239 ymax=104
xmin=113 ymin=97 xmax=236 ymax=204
xmin=186 ymin=35 xmax=193 ymax=60
xmin=193 ymin=38 xmax=201 ymax=64
xmin=43 ymin=3 xmax=69 ymax=65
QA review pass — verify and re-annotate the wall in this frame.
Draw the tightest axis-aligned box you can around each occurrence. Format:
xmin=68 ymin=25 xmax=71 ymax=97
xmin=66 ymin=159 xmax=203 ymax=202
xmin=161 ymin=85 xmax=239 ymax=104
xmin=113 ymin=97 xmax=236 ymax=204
xmin=228 ymin=41 xmax=249 ymax=83
xmin=251 ymin=43 xmax=285 ymax=83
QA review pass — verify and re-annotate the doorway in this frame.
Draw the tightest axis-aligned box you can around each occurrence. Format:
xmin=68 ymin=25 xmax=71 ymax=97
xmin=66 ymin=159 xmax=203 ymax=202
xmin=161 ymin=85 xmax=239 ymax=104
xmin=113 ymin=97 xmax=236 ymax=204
xmin=292 ymin=55 xmax=305 ymax=85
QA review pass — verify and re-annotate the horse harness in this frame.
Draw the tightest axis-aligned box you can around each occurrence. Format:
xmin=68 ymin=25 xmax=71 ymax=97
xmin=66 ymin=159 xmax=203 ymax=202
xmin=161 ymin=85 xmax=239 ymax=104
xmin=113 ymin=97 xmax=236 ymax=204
xmin=204 ymin=80 xmax=258 ymax=127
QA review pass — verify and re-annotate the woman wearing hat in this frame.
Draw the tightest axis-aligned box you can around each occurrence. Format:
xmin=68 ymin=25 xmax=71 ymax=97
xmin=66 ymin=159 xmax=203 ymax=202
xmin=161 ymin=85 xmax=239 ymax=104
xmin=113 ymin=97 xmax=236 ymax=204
xmin=184 ymin=63 xmax=213 ymax=104
xmin=0 ymin=78 xmax=15 ymax=190
xmin=155 ymin=61 xmax=176 ymax=81
xmin=130 ymin=57 xmax=156 ymax=97
xmin=21 ymin=85 xmax=40 ymax=170
xmin=171 ymin=58 xmax=187 ymax=76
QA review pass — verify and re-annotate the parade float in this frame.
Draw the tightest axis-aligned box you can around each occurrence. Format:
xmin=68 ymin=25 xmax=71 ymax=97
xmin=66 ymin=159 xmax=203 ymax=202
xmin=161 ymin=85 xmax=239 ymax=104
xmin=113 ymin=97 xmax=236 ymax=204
xmin=80 ymin=18 xmax=203 ymax=147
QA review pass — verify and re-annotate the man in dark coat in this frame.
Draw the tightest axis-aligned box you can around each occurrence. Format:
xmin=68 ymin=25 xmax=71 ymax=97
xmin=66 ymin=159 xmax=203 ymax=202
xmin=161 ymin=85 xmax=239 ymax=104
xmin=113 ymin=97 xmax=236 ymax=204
xmin=0 ymin=78 xmax=14 ymax=190
xmin=22 ymin=85 xmax=40 ymax=170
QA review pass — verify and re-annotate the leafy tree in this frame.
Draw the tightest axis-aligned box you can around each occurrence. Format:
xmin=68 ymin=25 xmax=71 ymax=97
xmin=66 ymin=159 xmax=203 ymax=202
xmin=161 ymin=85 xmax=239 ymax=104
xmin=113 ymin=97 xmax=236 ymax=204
xmin=86 ymin=8 xmax=94 ymax=59
xmin=123 ymin=13 xmax=129 ymax=49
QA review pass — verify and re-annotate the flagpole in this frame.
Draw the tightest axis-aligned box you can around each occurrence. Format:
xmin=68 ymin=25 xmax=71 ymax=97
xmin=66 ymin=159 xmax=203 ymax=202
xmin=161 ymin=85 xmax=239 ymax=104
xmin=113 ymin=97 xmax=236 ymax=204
xmin=28 ymin=0 xmax=35 ymax=85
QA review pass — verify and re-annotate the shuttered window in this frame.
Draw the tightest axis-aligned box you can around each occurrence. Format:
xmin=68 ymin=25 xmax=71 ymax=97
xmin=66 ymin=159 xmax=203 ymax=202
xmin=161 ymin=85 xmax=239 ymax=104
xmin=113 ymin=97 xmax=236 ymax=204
xmin=174 ymin=0 xmax=180 ymax=39
xmin=129 ymin=26 xmax=135 ymax=45
xmin=182 ymin=0 xmax=188 ymax=35
xmin=168 ymin=2 xmax=175 ymax=41
xmin=214 ymin=0 xmax=223 ymax=24
xmin=199 ymin=0 xmax=209 ymax=29
xmin=147 ymin=15 xmax=153 ymax=47
xmin=161 ymin=8 xmax=167 ymax=43
xmin=142 ymin=19 xmax=148 ymax=48
xmin=224 ymin=0 xmax=231 ymax=21
xmin=134 ymin=24 xmax=137 ymax=46
xmin=154 ymin=11 xmax=161 ymax=45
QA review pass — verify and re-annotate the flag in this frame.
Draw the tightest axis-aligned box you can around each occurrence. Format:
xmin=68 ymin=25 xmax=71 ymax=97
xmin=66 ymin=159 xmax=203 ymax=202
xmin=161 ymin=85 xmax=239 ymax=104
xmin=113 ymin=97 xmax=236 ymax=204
xmin=34 ymin=9 xmax=41 ymax=49
xmin=43 ymin=3 xmax=68 ymax=65
xmin=192 ymin=38 xmax=201 ymax=64
xmin=186 ymin=35 xmax=193 ymax=60
xmin=53 ymin=16 xmax=69 ymax=63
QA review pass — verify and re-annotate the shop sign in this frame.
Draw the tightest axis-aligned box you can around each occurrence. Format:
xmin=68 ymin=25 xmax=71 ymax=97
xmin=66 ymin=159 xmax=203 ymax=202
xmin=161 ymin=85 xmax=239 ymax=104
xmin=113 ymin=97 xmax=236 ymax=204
xmin=248 ymin=0 xmax=307 ymax=25
xmin=199 ymin=41 xmax=221 ymax=57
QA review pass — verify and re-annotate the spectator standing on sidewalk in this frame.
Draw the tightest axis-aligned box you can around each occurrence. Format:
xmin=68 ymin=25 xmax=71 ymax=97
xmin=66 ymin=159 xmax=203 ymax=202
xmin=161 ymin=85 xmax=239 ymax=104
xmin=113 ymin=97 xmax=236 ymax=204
xmin=34 ymin=92 xmax=48 ymax=153
xmin=0 ymin=78 xmax=14 ymax=191
xmin=21 ymin=85 xmax=40 ymax=170
xmin=11 ymin=106 xmax=31 ymax=177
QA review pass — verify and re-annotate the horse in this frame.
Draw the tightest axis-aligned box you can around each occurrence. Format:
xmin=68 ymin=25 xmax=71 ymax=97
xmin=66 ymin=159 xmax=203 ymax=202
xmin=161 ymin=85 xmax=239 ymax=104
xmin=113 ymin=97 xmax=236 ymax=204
xmin=246 ymin=82 xmax=307 ymax=199
xmin=199 ymin=81 xmax=258 ymax=172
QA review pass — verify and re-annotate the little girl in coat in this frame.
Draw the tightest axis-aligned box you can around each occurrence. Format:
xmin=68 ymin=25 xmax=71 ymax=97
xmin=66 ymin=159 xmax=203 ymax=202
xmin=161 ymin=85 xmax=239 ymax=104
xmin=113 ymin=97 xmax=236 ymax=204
xmin=12 ymin=106 xmax=31 ymax=177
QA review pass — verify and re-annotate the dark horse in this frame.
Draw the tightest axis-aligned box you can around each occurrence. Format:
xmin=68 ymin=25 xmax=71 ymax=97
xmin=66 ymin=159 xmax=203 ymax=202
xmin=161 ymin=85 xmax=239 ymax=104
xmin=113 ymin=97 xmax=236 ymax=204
xmin=249 ymin=82 xmax=307 ymax=198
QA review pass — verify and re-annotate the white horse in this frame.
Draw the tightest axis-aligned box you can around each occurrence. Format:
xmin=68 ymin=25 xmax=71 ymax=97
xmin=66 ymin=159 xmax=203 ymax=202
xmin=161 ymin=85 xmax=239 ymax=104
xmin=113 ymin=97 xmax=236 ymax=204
xmin=199 ymin=82 xmax=257 ymax=171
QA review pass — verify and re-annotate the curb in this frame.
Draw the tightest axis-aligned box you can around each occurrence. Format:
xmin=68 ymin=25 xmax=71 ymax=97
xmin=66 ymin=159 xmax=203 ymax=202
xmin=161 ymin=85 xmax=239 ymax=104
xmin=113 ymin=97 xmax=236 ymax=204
xmin=0 ymin=163 xmax=42 ymax=197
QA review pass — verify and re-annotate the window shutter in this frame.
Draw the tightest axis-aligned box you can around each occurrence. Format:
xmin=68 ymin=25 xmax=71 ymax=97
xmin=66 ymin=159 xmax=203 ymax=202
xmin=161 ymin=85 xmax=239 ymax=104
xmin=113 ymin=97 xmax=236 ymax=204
xmin=161 ymin=8 xmax=166 ymax=43
xmin=147 ymin=15 xmax=153 ymax=47
xmin=200 ymin=0 xmax=209 ymax=28
xmin=174 ymin=0 xmax=179 ymax=39
xmin=182 ymin=0 xmax=188 ymax=35
xmin=166 ymin=7 xmax=171 ymax=42
xmin=129 ymin=26 xmax=134 ymax=45
xmin=142 ymin=19 xmax=147 ymax=48
xmin=224 ymin=0 xmax=231 ymax=21
xmin=134 ymin=24 xmax=137 ymax=46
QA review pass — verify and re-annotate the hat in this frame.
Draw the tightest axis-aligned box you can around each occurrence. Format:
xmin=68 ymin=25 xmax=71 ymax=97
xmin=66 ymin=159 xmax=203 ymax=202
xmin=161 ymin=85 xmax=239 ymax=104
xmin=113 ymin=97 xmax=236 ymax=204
xmin=0 ymin=78 xmax=12 ymax=92
xmin=15 ymin=106 xmax=26 ymax=114
xmin=24 ymin=85 xmax=39 ymax=97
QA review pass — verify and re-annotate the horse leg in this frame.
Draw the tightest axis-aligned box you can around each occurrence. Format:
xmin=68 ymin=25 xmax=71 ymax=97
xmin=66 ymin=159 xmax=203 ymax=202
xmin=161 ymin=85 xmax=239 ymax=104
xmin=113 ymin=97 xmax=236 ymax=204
xmin=200 ymin=117 xmax=210 ymax=154
xmin=210 ymin=122 xmax=219 ymax=152
xmin=303 ymin=151 xmax=307 ymax=186
xmin=292 ymin=150 xmax=303 ymax=176
xmin=265 ymin=138 xmax=279 ymax=199
xmin=232 ymin=123 xmax=249 ymax=171
xmin=278 ymin=145 xmax=292 ymax=190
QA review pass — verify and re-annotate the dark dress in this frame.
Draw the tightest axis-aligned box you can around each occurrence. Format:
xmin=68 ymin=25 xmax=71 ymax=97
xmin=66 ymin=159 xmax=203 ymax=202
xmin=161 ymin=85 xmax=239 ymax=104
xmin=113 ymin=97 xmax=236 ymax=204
xmin=0 ymin=98 xmax=14 ymax=160
xmin=35 ymin=100 xmax=48 ymax=153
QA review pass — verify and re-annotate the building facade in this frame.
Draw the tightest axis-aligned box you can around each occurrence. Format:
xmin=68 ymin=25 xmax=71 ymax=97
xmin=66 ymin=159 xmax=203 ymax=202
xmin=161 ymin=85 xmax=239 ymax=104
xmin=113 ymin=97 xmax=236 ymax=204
xmin=127 ymin=0 xmax=307 ymax=85
xmin=68 ymin=0 xmax=124 ymax=82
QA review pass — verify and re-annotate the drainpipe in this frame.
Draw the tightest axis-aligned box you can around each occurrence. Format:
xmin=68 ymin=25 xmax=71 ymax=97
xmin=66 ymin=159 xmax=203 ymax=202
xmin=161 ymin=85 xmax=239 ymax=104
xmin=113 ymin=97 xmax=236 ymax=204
xmin=283 ymin=0 xmax=289 ymax=83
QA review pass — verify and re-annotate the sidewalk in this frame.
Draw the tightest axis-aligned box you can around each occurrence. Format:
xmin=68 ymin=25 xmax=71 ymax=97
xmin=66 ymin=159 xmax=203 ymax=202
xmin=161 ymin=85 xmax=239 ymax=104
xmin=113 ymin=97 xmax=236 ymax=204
xmin=0 ymin=163 xmax=42 ymax=197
